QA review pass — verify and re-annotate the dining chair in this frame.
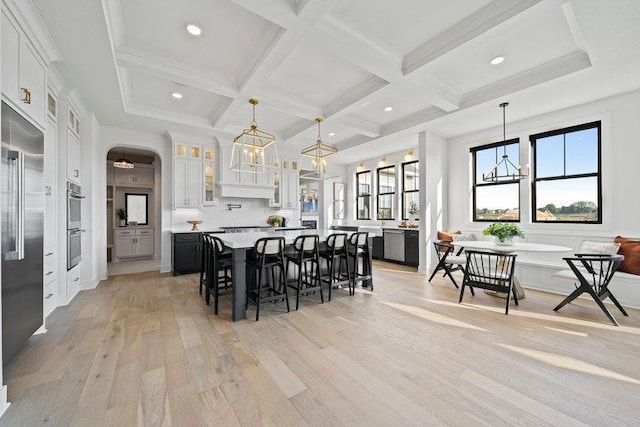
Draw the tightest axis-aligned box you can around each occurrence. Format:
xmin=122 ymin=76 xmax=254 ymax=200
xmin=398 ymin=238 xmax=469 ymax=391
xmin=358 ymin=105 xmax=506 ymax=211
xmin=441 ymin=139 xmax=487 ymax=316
xmin=553 ymin=254 xmax=627 ymax=326
xmin=204 ymin=235 xmax=233 ymax=315
xmin=348 ymin=232 xmax=372 ymax=292
xmin=246 ymin=236 xmax=290 ymax=321
xmin=285 ymin=234 xmax=323 ymax=310
xmin=429 ymin=240 xmax=470 ymax=291
xmin=459 ymin=250 xmax=517 ymax=314
xmin=319 ymin=233 xmax=351 ymax=300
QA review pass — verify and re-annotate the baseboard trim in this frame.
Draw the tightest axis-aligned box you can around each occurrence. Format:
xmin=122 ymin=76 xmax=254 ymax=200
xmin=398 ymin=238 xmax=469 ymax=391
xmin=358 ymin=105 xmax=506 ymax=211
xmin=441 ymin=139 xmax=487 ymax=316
xmin=0 ymin=385 xmax=10 ymax=418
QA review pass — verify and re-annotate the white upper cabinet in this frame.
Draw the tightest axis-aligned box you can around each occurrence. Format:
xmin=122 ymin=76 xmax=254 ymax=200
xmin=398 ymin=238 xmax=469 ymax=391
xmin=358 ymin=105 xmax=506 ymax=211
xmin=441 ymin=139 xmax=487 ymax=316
xmin=173 ymin=158 xmax=203 ymax=208
xmin=114 ymin=164 xmax=154 ymax=187
xmin=1 ymin=9 xmax=47 ymax=128
xmin=66 ymin=128 xmax=81 ymax=183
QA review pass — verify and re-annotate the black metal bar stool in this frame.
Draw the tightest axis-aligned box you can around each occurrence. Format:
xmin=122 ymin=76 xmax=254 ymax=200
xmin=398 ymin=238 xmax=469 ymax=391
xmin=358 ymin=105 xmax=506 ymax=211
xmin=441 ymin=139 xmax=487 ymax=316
xmin=319 ymin=233 xmax=351 ymax=300
xmin=246 ymin=236 xmax=290 ymax=321
xmin=204 ymin=235 xmax=233 ymax=314
xmin=285 ymin=234 xmax=323 ymax=310
xmin=348 ymin=231 xmax=372 ymax=292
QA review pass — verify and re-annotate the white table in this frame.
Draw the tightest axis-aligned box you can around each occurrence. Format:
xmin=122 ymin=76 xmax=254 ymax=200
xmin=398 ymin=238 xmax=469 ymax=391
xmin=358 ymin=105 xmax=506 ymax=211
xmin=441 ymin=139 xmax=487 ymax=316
xmin=217 ymin=229 xmax=375 ymax=321
xmin=452 ymin=241 xmax=572 ymax=299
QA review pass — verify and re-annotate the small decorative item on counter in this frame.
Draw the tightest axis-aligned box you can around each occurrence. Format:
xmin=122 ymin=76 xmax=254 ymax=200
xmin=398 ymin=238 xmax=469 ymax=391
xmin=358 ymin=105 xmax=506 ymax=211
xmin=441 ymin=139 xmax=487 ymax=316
xmin=482 ymin=222 xmax=525 ymax=245
xmin=267 ymin=215 xmax=283 ymax=227
xmin=187 ymin=220 xmax=203 ymax=231
xmin=116 ymin=208 xmax=127 ymax=227
xmin=408 ymin=200 xmax=419 ymax=221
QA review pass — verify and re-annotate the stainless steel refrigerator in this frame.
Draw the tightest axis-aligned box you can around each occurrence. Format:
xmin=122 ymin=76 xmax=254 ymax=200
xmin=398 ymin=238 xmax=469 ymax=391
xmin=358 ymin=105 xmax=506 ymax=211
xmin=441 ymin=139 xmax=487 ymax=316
xmin=1 ymin=101 xmax=44 ymax=365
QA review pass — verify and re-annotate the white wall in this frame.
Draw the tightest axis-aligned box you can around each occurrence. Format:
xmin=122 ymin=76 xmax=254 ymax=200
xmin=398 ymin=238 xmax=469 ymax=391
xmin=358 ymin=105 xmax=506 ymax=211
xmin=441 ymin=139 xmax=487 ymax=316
xmin=446 ymin=89 xmax=640 ymax=307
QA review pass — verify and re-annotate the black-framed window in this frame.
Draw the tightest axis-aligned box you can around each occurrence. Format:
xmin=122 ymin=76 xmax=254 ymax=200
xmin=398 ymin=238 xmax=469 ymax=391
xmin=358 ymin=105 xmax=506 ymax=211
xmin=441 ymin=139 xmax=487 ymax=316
xmin=125 ymin=193 xmax=149 ymax=225
xmin=530 ymin=121 xmax=601 ymax=223
xmin=472 ymin=139 xmax=521 ymax=222
xmin=376 ymin=165 xmax=396 ymax=220
xmin=402 ymin=161 xmax=419 ymax=220
xmin=356 ymin=170 xmax=371 ymax=220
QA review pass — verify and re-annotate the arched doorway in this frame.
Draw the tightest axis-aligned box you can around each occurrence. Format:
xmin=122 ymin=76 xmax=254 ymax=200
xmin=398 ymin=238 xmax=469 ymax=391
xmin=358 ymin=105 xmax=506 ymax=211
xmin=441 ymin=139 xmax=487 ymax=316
xmin=106 ymin=147 xmax=161 ymax=275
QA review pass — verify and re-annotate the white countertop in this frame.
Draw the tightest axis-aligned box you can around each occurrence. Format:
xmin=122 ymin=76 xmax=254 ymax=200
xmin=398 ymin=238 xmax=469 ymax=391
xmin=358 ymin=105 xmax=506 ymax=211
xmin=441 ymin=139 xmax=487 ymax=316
xmin=453 ymin=240 xmax=572 ymax=253
xmin=216 ymin=228 xmax=376 ymax=249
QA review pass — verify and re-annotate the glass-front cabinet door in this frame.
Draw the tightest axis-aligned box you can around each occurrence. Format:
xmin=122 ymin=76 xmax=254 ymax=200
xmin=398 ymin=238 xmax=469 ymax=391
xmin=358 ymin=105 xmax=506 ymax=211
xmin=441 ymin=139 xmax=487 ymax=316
xmin=203 ymin=162 xmax=216 ymax=204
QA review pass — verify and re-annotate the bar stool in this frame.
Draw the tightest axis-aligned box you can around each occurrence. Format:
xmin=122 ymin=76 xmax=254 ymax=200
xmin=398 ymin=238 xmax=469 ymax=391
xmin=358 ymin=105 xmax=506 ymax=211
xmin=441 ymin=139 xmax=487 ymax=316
xmin=205 ymin=235 xmax=233 ymax=315
xmin=319 ymin=233 xmax=351 ymax=300
xmin=199 ymin=234 xmax=211 ymax=296
xmin=285 ymin=234 xmax=323 ymax=310
xmin=348 ymin=231 xmax=372 ymax=291
xmin=246 ymin=236 xmax=290 ymax=321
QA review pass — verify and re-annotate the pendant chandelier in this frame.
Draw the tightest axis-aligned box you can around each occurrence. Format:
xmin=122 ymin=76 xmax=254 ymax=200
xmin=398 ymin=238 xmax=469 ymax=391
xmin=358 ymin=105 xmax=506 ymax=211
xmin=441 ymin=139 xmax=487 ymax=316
xmin=113 ymin=147 xmax=134 ymax=169
xmin=300 ymin=117 xmax=337 ymax=179
xmin=230 ymin=98 xmax=278 ymax=173
xmin=482 ymin=102 xmax=527 ymax=183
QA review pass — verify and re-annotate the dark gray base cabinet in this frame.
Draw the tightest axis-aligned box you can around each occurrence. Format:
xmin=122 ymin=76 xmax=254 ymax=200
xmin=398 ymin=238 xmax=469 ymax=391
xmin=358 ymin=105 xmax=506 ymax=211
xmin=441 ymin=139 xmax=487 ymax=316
xmin=372 ymin=236 xmax=384 ymax=260
xmin=172 ymin=233 xmax=202 ymax=275
xmin=404 ymin=230 xmax=419 ymax=267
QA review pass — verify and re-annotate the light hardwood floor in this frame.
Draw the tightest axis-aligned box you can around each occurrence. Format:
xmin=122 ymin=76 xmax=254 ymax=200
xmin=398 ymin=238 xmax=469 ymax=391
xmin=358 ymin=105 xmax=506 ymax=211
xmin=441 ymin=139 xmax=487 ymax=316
xmin=2 ymin=261 xmax=639 ymax=426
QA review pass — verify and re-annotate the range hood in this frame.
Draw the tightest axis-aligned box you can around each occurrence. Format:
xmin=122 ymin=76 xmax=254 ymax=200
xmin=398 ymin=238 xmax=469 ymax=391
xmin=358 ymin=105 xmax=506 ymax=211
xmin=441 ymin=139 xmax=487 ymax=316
xmin=216 ymin=181 xmax=275 ymax=199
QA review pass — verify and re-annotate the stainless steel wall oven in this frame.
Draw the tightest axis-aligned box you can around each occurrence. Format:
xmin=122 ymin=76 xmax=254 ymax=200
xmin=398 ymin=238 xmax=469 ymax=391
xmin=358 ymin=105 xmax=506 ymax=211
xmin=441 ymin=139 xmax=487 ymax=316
xmin=66 ymin=181 xmax=84 ymax=270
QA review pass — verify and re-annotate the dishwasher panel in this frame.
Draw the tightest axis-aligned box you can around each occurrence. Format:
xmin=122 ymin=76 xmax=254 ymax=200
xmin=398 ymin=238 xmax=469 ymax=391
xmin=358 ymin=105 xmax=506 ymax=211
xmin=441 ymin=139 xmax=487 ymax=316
xmin=383 ymin=230 xmax=405 ymax=262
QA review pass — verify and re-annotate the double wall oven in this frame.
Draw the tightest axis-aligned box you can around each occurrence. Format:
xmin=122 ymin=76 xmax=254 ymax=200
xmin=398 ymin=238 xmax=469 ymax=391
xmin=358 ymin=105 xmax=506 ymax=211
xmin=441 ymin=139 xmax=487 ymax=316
xmin=67 ymin=181 xmax=84 ymax=270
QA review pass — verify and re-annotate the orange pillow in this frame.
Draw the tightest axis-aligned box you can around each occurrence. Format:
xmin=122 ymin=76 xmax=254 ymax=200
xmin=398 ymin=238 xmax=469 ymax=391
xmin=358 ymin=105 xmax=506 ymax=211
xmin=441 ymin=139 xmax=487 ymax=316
xmin=614 ymin=236 xmax=640 ymax=275
xmin=437 ymin=230 xmax=453 ymax=241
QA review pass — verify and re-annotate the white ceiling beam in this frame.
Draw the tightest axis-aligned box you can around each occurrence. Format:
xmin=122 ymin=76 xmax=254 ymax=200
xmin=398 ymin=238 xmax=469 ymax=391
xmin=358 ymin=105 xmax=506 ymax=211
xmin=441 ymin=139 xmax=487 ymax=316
xmin=461 ymin=51 xmax=592 ymax=109
xmin=402 ymin=0 xmax=544 ymax=75
xmin=334 ymin=135 xmax=373 ymax=152
xmin=381 ymin=107 xmax=447 ymax=136
xmin=405 ymin=75 xmax=462 ymax=112
xmin=332 ymin=117 xmax=380 ymax=138
xmin=115 ymin=47 xmax=239 ymax=99
xmin=231 ymin=0 xmax=297 ymax=28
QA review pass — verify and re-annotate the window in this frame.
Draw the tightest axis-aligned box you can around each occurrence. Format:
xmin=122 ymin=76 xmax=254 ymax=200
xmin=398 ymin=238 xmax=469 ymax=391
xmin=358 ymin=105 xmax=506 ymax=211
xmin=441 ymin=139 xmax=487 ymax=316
xmin=531 ymin=121 xmax=601 ymax=223
xmin=356 ymin=170 xmax=371 ymax=220
xmin=125 ymin=193 xmax=149 ymax=225
xmin=377 ymin=166 xmax=396 ymax=219
xmin=402 ymin=161 xmax=419 ymax=220
xmin=472 ymin=139 xmax=520 ymax=222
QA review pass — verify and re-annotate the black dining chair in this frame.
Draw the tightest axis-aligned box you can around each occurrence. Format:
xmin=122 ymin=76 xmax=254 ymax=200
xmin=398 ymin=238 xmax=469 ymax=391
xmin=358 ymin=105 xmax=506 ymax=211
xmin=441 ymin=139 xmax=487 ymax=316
xmin=246 ymin=236 xmax=290 ymax=321
xmin=348 ymin=232 xmax=372 ymax=292
xmin=319 ymin=233 xmax=351 ymax=300
xmin=429 ymin=240 xmax=469 ymax=291
xmin=553 ymin=254 xmax=627 ymax=326
xmin=459 ymin=250 xmax=517 ymax=314
xmin=204 ymin=235 xmax=233 ymax=315
xmin=285 ymin=234 xmax=323 ymax=310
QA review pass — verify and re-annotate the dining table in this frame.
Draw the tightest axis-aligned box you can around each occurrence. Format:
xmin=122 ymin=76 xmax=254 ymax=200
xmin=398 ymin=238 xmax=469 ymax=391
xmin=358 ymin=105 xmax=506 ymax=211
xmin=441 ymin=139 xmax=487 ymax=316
xmin=452 ymin=240 xmax=572 ymax=299
xmin=216 ymin=228 xmax=374 ymax=321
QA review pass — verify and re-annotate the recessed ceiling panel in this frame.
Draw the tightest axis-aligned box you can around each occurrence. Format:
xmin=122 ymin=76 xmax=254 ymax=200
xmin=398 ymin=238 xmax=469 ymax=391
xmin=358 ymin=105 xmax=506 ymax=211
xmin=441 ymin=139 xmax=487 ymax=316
xmin=119 ymin=0 xmax=280 ymax=80
xmin=427 ymin=2 xmax=579 ymax=94
xmin=233 ymin=103 xmax=302 ymax=136
xmin=349 ymin=84 xmax=438 ymax=125
xmin=263 ymin=39 xmax=378 ymax=108
xmin=126 ymin=69 xmax=231 ymax=119
xmin=330 ymin=0 xmax=493 ymax=55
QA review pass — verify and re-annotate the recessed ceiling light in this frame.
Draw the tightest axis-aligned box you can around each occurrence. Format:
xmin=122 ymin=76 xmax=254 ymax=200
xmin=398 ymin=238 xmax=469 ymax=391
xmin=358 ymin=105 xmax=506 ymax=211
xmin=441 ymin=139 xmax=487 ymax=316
xmin=384 ymin=106 xmax=393 ymax=112
xmin=490 ymin=56 xmax=504 ymax=65
xmin=172 ymin=92 xmax=183 ymax=99
xmin=186 ymin=24 xmax=202 ymax=36
xmin=328 ymin=132 xmax=336 ymax=136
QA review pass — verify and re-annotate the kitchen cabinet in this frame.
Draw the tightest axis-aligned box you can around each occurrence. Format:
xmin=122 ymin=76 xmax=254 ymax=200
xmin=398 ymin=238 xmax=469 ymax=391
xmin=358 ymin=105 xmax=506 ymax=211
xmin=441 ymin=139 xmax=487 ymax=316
xmin=174 ymin=158 xmax=203 ymax=208
xmin=43 ymin=254 xmax=58 ymax=318
xmin=203 ymin=161 xmax=216 ymax=205
xmin=1 ymin=9 xmax=47 ymax=128
xmin=66 ymin=128 xmax=81 ymax=183
xmin=115 ymin=228 xmax=155 ymax=259
xmin=172 ymin=233 xmax=202 ymax=275
xmin=281 ymin=170 xmax=300 ymax=210
xmin=114 ymin=164 xmax=154 ymax=187
xmin=372 ymin=236 xmax=384 ymax=260
xmin=43 ymin=116 xmax=58 ymax=318
xmin=404 ymin=230 xmax=419 ymax=267
xmin=66 ymin=266 xmax=81 ymax=303
xmin=175 ymin=142 xmax=202 ymax=160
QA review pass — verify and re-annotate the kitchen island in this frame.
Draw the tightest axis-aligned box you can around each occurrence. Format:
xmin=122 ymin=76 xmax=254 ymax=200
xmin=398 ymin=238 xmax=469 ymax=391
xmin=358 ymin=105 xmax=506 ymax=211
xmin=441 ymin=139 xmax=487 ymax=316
xmin=218 ymin=229 xmax=374 ymax=321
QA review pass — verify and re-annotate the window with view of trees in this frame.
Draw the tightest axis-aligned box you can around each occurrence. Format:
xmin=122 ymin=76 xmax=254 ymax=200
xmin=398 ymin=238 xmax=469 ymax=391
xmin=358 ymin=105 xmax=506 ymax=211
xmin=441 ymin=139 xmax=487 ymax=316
xmin=531 ymin=121 xmax=601 ymax=223
xmin=356 ymin=170 xmax=371 ymax=220
xmin=402 ymin=161 xmax=419 ymax=220
xmin=377 ymin=166 xmax=395 ymax=220
xmin=472 ymin=139 xmax=521 ymax=222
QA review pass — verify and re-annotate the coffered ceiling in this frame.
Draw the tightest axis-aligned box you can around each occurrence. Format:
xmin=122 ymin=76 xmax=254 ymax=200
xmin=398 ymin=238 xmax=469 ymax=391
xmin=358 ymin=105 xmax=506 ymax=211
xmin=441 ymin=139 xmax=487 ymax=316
xmin=34 ymin=0 xmax=640 ymax=163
